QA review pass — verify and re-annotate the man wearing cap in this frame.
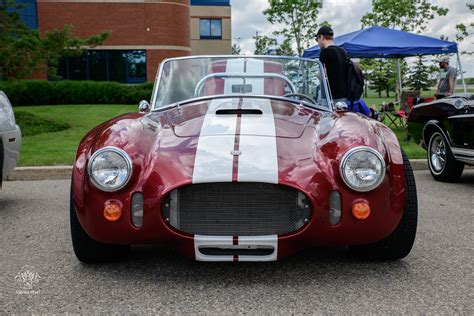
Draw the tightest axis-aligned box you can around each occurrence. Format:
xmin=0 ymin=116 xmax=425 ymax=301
xmin=315 ymin=26 xmax=349 ymax=103
xmin=435 ymin=56 xmax=457 ymax=99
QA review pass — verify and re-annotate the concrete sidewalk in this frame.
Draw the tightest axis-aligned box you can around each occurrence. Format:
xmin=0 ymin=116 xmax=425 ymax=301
xmin=6 ymin=159 xmax=439 ymax=181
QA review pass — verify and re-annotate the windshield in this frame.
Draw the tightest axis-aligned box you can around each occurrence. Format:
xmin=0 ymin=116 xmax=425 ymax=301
xmin=152 ymin=56 xmax=331 ymax=110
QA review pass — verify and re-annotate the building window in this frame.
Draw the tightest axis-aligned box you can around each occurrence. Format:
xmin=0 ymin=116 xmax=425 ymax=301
xmin=14 ymin=0 xmax=38 ymax=29
xmin=200 ymin=19 xmax=222 ymax=39
xmin=57 ymin=50 xmax=147 ymax=83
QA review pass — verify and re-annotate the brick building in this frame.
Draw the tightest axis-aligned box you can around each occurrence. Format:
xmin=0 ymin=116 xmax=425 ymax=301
xmin=15 ymin=0 xmax=231 ymax=82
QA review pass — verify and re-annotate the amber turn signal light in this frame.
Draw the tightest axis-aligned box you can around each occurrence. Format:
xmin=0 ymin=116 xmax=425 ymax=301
xmin=352 ymin=202 xmax=371 ymax=220
xmin=103 ymin=201 xmax=122 ymax=222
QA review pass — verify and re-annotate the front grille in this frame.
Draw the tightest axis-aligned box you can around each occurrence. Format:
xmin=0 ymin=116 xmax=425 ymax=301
xmin=162 ymin=183 xmax=311 ymax=236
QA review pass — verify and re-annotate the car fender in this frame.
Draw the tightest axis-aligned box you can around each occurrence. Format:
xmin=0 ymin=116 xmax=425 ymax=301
xmin=423 ymin=120 xmax=453 ymax=149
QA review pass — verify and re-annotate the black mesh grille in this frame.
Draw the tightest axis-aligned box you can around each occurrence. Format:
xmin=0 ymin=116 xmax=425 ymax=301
xmin=163 ymin=183 xmax=311 ymax=236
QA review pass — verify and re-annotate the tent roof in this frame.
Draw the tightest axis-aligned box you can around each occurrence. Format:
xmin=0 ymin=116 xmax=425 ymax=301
xmin=303 ymin=26 xmax=458 ymax=59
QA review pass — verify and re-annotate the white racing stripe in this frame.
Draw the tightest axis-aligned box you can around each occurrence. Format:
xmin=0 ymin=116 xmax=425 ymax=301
xmin=192 ymin=98 xmax=239 ymax=183
xmin=192 ymin=58 xmax=279 ymax=184
xmin=237 ymin=98 xmax=278 ymax=183
xmin=194 ymin=235 xmax=278 ymax=262
xmin=238 ymin=59 xmax=278 ymax=183
xmin=224 ymin=58 xmax=245 ymax=94
xmin=194 ymin=235 xmax=234 ymax=262
xmin=192 ymin=58 xmax=280 ymax=261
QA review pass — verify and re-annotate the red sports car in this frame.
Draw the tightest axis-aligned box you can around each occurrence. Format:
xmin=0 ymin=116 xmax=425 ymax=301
xmin=70 ymin=56 xmax=417 ymax=263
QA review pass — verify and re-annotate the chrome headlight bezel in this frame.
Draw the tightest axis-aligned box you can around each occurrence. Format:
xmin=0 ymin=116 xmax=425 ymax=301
xmin=87 ymin=146 xmax=133 ymax=192
xmin=339 ymin=146 xmax=386 ymax=192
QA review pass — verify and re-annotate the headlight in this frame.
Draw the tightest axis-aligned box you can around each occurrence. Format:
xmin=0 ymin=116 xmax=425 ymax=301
xmin=88 ymin=147 xmax=132 ymax=192
xmin=340 ymin=146 xmax=386 ymax=192
xmin=0 ymin=93 xmax=16 ymax=130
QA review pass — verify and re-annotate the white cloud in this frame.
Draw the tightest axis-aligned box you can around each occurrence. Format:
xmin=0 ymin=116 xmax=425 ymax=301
xmin=230 ymin=0 xmax=474 ymax=77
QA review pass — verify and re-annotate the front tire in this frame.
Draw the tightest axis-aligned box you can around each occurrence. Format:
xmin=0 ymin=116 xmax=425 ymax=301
xmin=70 ymin=186 xmax=130 ymax=263
xmin=427 ymin=131 xmax=464 ymax=182
xmin=350 ymin=150 xmax=418 ymax=260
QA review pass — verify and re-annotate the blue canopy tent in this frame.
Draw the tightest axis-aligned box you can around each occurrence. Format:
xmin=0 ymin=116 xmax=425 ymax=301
xmin=303 ymin=26 xmax=466 ymax=93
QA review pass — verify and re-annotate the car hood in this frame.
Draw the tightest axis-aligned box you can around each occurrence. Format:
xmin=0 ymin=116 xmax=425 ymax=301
xmin=165 ymin=98 xmax=315 ymax=139
xmin=86 ymin=97 xmax=389 ymax=193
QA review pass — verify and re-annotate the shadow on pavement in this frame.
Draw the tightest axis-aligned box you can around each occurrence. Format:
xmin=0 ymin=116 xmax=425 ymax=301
xmin=70 ymin=246 xmax=414 ymax=287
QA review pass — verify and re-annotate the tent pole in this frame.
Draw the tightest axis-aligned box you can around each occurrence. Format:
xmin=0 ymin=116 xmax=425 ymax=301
xmin=456 ymin=51 xmax=467 ymax=93
xmin=397 ymin=59 xmax=402 ymax=101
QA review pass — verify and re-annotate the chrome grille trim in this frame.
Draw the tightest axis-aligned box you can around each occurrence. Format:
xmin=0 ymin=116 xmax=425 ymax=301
xmin=162 ymin=183 xmax=311 ymax=236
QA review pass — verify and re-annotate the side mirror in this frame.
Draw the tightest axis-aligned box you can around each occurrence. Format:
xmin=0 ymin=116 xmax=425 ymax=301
xmin=335 ymin=101 xmax=348 ymax=112
xmin=138 ymin=100 xmax=150 ymax=113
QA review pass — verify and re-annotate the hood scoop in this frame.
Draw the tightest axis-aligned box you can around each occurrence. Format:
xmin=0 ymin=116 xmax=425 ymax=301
xmin=166 ymin=98 xmax=316 ymax=138
xmin=216 ymin=108 xmax=263 ymax=115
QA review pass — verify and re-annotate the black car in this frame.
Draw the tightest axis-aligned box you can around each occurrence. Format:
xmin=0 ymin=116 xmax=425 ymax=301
xmin=408 ymin=94 xmax=474 ymax=182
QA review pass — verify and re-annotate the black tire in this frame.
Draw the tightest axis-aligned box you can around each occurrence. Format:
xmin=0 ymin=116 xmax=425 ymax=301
xmin=427 ymin=131 xmax=464 ymax=182
xmin=70 ymin=186 xmax=130 ymax=263
xmin=350 ymin=150 xmax=418 ymax=260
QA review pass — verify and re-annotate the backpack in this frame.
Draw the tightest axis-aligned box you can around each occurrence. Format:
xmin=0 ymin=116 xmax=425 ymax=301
xmin=345 ymin=55 xmax=365 ymax=103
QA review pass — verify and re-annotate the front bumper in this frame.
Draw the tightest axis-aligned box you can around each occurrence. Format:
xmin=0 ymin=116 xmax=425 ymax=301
xmin=1 ymin=125 xmax=21 ymax=180
xmin=73 ymin=175 xmax=405 ymax=262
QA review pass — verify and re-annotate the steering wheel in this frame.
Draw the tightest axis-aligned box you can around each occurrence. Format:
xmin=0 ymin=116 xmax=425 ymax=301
xmin=283 ymin=93 xmax=316 ymax=104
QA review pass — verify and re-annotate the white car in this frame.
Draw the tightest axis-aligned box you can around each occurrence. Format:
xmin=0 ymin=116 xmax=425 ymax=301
xmin=0 ymin=91 xmax=21 ymax=188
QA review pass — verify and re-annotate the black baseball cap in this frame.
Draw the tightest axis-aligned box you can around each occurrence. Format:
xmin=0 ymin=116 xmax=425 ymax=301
xmin=316 ymin=26 xmax=334 ymax=37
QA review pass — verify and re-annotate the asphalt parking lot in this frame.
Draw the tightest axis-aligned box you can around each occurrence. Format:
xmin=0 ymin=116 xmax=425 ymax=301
xmin=1 ymin=171 xmax=473 ymax=314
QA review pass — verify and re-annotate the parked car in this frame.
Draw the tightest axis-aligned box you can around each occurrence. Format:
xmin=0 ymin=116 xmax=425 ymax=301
xmin=408 ymin=94 xmax=474 ymax=182
xmin=70 ymin=56 xmax=417 ymax=263
xmin=0 ymin=91 xmax=21 ymax=189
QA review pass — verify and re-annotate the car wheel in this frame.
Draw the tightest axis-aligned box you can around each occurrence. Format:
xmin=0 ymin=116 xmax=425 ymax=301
xmin=350 ymin=150 xmax=418 ymax=260
xmin=427 ymin=131 xmax=464 ymax=182
xmin=70 ymin=185 xmax=130 ymax=263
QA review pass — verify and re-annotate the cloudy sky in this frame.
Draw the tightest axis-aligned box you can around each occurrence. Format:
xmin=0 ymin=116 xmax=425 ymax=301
xmin=230 ymin=0 xmax=474 ymax=77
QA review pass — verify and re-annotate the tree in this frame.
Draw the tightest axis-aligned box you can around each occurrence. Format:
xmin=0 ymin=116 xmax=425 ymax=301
xmin=254 ymin=34 xmax=277 ymax=55
xmin=264 ymin=0 xmax=324 ymax=56
xmin=361 ymin=0 xmax=448 ymax=34
xmin=42 ymin=25 xmax=110 ymax=80
xmin=231 ymin=44 xmax=241 ymax=55
xmin=0 ymin=0 xmax=110 ymax=80
xmin=277 ymin=38 xmax=294 ymax=56
xmin=360 ymin=0 xmax=448 ymax=95
xmin=455 ymin=3 xmax=473 ymax=55
xmin=368 ymin=59 xmax=397 ymax=98
xmin=0 ymin=0 xmax=43 ymax=80
xmin=406 ymin=56 xmax=437 ymax=91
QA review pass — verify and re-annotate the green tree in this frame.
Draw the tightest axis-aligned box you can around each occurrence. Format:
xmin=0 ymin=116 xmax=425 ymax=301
xmin=360 ymin=0 xmax=448 ymax=96
xmin=254 ymin=34 xmax=277 ymax=55
xmin=361 ymin=0 xmax=448 ymax=33
xmin=0 ymin=0 xmax=110 ymax=80
xmin=455 ymin=3 xmax=473 ymax=55
xmin=369 ymin=59 xmax=397 ymax=98
xmin=264 ymin=0 xmax=324 ymax=56
xmin=277 ymin=38 xmax=294 ymax=56
xmin=406 ymin=56 xmax=437 ymax=91
xmin=42 ymin=25 xmax=110 ymax=80
xmin=0 ymin=0 xmax=43 ymax=79
xmin=231 ymin=43 xmax=242 ymax=55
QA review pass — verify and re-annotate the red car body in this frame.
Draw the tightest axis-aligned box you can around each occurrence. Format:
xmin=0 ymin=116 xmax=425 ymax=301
xmin=71 ymin=56 xmax=413 ymax=262
xmin=72 ymin=102 xmax=406 ymax=260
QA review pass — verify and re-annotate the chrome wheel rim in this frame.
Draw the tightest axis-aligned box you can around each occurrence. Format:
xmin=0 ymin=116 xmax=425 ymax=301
xmin=429 ymin=134 xmax=446 ymax=173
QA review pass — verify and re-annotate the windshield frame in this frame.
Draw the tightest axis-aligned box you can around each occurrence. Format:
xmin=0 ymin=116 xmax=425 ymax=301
xmin=149 ymin=55 xmax=334 ymax=112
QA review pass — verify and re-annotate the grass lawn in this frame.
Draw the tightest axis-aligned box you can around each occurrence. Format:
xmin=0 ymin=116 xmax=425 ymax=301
xmin=14 ymin=104 xmax=136 ymax=166
xmin=13 ymin=101 xmax=428 ymax=166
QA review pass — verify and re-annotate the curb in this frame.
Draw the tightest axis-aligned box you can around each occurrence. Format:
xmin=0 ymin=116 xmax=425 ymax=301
xmin=7 ymin=166 xmax=73 ymax=181
xmin=6 ymin=159 xmax=437 ymax=182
